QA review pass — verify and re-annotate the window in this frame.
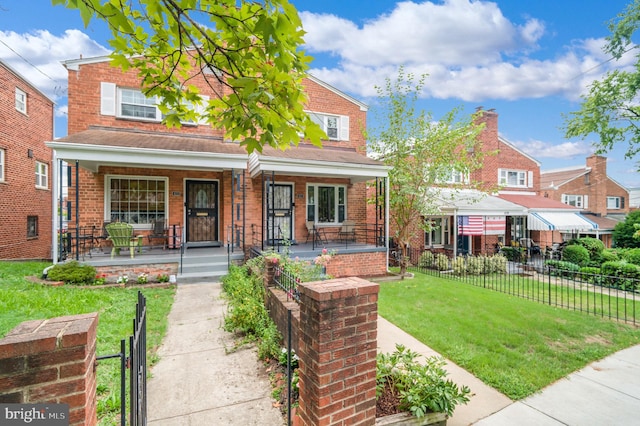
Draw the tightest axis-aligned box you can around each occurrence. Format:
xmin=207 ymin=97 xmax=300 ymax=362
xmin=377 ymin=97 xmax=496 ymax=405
xmin=498 ymin=169 xmax=527 ymax=187
xmin=439 ymin=169 xmax=469 ymax=184
xmin=27 ymin=216 xmax=38 ymax=238
xmin=0 ymin=149 xmax=4 ymax=182
xmin=35 ymin=162 xmax=48 ymax=189
xmin=306 ymin=184 xmax=346 ymax=224
xmin=562 ymin=194 xmax=584 ymax=208
xmin=607 ymin=196 xmax=622 ymax=209
xmin=425 ymin=217 xmax=449 ymax=247
xmin=308 ymin=111 xmax=349 ymax=141
xmin=15 ymin=88 xmax=26 ymax=114
xmin=119 ymin=88 xmax=161 ymax=120
xmin=107 ymin=176 xmax=168 ymax=225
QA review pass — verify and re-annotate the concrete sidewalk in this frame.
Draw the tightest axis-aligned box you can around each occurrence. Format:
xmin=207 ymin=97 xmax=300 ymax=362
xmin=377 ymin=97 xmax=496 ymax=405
xmin=148 ymin=281 xmax=640 ymax=425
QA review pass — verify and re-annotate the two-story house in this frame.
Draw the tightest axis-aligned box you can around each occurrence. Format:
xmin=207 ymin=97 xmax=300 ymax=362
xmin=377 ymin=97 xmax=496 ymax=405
xmin=0 ymin=60 xmax=54 ymax=260
xmin=47 ymin=54 xmax=389 ymax=278
xmin=540 ymin=155 xmax=629 ymax=247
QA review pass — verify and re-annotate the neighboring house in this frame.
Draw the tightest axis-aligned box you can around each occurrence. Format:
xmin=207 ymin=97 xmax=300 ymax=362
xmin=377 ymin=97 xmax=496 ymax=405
xmin=540 ymin=155 xmax=629 ymax=247
xmin=417 ymin=108 xmax=598 ymax=256
xmin=0 ymin=60 xmax=54 ymax=260
xmin=47 ymin=55 xmax=389 ymax=277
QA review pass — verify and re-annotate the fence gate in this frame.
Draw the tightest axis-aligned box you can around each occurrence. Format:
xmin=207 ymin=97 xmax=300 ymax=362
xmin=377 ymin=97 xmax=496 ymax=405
xmin=96 ymin=291 xmax=148 ymax=426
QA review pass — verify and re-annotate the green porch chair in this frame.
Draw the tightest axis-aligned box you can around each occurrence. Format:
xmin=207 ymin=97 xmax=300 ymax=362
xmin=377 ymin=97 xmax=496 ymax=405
xmin=106 ymin=222 xmax=142 ymax=259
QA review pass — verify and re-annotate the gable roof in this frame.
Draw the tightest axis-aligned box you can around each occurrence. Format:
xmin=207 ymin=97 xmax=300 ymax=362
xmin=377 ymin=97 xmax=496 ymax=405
xmin=0 ymin=59 xmax=55 ymax=104
xmin=540 ymin=165 xmax=589 ymax=189
xmin=497 ymin=193 xmax=579 ymax=211
xmin=498 ymin=136 xmax=541 ymax=166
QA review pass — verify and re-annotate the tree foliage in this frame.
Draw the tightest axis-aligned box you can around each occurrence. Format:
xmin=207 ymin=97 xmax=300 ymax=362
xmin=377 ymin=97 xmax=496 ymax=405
xmin=367 ymin=69 xmax=484 ymax=275
xmin=564 ymin=1 xmax=640 ymax=159
xmin=613 ymin=209 xmax=640 ymax=248
xmin=52 ymin=0 xmax=325 ymax=153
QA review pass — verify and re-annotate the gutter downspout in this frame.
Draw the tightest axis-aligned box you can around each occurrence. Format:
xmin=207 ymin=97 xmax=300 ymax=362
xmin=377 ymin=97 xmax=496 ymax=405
xmin=385 ymin=176 xmax=390 ymax=273
xmin=453 ymin=208 xmax=458 ymax=259
xmin=51 ymin=152 xmax=59 ymax=264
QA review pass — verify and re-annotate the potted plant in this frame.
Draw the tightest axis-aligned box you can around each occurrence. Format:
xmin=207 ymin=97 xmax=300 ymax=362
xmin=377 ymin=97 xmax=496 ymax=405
xmin=376 ymin=344 xmax=471 ymax=426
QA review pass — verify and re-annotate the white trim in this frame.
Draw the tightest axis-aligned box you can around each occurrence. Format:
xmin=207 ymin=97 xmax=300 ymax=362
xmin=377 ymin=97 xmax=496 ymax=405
xmin=35 ymin=161 xmax=48 ymax=189
xmin=105 ymin=174 xmax=169 ymax=230
xmin=306 ymin=182 xmax=347 ymax=226
xmin=100 ymin=82 xmax=116 ymax=116
xmin=0 ymin=148 xmax=4 ymax=182
xmin=307 ymin=74 xmax=368 ymax=111
xmin=498 ymin=136 xmax=541 ymax=166
xmin=15 ymin=87 xmax=27 ymax=114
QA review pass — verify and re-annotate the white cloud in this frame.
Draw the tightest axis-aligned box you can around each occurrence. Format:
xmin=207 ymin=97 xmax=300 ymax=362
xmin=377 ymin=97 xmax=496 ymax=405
xmin=510 ymin=138 xmax=593 ymax=159
xmin=0 ymin=29 xmax=110 ymax=101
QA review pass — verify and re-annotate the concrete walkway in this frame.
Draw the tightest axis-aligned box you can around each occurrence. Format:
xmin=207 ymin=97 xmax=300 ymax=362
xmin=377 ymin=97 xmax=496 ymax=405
xmin=148 ymin=281 xmax=640 ymax=425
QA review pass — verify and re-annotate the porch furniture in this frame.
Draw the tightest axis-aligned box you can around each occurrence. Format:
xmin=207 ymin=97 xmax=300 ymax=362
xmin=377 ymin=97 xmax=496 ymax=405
xmin=305 ymin=221 xmax=326 ymax=244
xmin=94 ymin=221 xmax=111 ymax=252
xmin=338 ymin=220 xmax=356 ymax=243
xmin=148 ymin=219 xmax=170 ymax=249
xmin=519 ymin=238 xmax=541 ymax=256
xmin=106 ymin=222 xmax=142 ymax=259
xmin=69 ymin=226 xmax=96 ymax=260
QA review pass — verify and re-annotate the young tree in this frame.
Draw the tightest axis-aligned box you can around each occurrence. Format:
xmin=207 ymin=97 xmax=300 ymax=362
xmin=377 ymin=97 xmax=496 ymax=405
xmin=53 ymin=0 xmax=325 ymax=153
xmin=614 ymin=210 xmax=640 ymax=248
xmin=367 ymin=69 xmax=485 ymax=276
xmin=564 ymin=1 xmax=640 ymax=159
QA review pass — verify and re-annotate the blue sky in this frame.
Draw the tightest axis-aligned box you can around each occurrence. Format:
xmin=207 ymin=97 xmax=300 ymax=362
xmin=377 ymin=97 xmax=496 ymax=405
xmin=1 ymin=0 xmax=639 ymax=187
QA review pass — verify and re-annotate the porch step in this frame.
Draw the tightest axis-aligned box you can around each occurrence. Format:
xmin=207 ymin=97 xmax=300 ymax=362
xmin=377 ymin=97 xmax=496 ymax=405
xmin=177 ymin=250 xmax=243 ymax=282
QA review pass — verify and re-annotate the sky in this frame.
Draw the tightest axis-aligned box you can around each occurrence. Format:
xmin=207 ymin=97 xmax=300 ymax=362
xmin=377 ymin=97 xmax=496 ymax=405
xmin=1 ymin=0 xmax=640 ymax=187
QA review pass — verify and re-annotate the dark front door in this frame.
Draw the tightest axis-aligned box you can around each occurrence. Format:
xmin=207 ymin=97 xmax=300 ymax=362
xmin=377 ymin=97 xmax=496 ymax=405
xmin=186 ymin=180 xmax=219 ymax=246
xmin=266 ymin=183 xmax=294 ymax=244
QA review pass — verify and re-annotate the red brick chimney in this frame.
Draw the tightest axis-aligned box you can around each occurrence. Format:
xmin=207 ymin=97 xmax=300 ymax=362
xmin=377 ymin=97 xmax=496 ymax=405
xmin=475 ymin=107 xmax=499 ymax=151
xmin=586 ymin=155 xmax=607 ymax=216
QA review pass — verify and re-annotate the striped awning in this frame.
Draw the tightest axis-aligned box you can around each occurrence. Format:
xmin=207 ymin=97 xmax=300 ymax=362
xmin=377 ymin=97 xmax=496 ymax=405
xmin=527 ymin=212 xmax=598 ymax=231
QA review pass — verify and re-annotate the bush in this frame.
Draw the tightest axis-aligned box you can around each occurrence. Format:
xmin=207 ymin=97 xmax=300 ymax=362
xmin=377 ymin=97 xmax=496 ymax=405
xmin=575 ymin=237 xmax=604 ymax=259
xmin=500 ymin=246 xmax=524 ymax=262
xmin=418 ymin=251 xmax=435 ymax=269
xmin=619 ymin=248 xmax=640 ymax=266
xmin=600 ymin=261 xmax=640 ymax=292
xmin=435 ymin=254 xmax=450 ymax=271
xmin=601 ymin=249 xmax=619 ymax=263
xmin=561 ymin=245 xmax=590 ymax=266
xmin=578 ymin=266 xmax=602 ymax=285
xmin=465 ymin=256 xmax=485 ymax=275
xmin=46 ymin=261 xmax=97 ymax=285
xmin=545 ymin=260 xmax=580 ymax=277
xmin=452 ymin=257 xmax=466 ymax=275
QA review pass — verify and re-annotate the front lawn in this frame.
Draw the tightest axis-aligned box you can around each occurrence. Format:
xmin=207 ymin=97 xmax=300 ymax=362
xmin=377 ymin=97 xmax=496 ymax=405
xmin=378 ymin=272 xmax=640 ymax=400
xmin=0 ymin=261 xmax=176 ymax=425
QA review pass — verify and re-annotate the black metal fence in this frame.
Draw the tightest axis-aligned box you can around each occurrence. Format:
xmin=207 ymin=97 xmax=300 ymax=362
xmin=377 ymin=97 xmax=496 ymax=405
xmin=273 ymin=264 xmax=301 ymax=302
xmin=405 ymin=249 xmax=640 ymax=325
xmin=96 ymin=291 xmax=148 ymax=426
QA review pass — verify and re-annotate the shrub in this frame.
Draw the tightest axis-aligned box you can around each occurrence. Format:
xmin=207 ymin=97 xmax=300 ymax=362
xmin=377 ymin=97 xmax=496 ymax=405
xmin=46 ymin=261 xmax=96 ymax=285
xmin=575 ymin=237 xmax=604 ymax=260
xmin=545 ymin=260 xmax=580 ymax=277
xmin=452 ymin=257 xmax=466 ymax=275
xmin=600 ymin=261 xmax=640 ymax=292
xmin=376 ymin=344 xmax=470 ymax=418
xmin=578 ymin=266 xmax=602 ymax=285
xmin=465 ymin=256 xmax=484 ymax=275
xmin=601 ymin=249 xmax=619 ymax=263
xmin=418 ymin=251 xmax=435 ymax=269
xmin=561 ymin=245 xmax=589 ymax=266
xmin=435 ymin=254 xmax=450 ymax=271
xmin=500 ymin=246 xmax=524 ymax=262
xmin=619 ymin=248 xmax=640 ymax=266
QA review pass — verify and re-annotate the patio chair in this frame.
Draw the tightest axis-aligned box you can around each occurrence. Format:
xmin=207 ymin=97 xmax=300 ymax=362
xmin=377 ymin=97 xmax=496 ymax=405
xmin=148 ymin=219 xmax=169 ymax=249
xmin=338 ymin=220 xmax=356 ymax=243
xmin=519 ymin=238 xmax=541 ymax=256
xmin=305 ymin=221 xmax=326 ymax=244
xmin=106 ymin=222 xmax=141 ymax=259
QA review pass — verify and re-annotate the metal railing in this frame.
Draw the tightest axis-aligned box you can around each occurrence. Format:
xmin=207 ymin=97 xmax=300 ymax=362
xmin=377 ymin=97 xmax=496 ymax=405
xmin=405 ymin=248 xmax=639 ymax=325
xmin=273 ymin=264 xmax=301 ymax=302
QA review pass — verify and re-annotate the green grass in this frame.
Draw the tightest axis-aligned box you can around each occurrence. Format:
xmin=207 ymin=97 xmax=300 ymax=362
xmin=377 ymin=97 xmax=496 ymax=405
xmin=0 ymin=261 xmax=176 ymax=425
xmin=378 ymin=272 xmax=640 ymax=400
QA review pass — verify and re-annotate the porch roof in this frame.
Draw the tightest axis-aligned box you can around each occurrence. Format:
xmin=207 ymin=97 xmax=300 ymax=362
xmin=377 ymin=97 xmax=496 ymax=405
xmin=249 ymin=144 xmax=389 ymax=183
xmin=47 ymin=127 xmax=249 ymax=172
xmin=527 ymin=212 xmax=598 ymax=231
xmin=434 ymin=189 xmax=527 ymax=216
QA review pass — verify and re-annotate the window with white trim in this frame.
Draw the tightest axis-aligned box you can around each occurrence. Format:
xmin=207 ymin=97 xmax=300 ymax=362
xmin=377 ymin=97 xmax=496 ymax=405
xmin=498 ymin=169 xmax=527 ymax=187
xmin=308 ymin=111 xmax=349 ymax=141
xmin=607 ymin=196 xmax=622 ymax=209
xmin=0 ymin=149 xmax=4 ymax=182
xmin=562 ymin=194 xmax=584 ymax=208
xmin=35 ymin=161 xmax=48 ymax=189
xmin=15 ymin=88 xmax=26 ymax=114
xmin=441 ymin=169 xmax=469 ymax=185
xmin=106 ymin=176 xmax=167 ymax=225
xmin=425 ymin=217 xmax=449 ymax=246
xmin=306 ymin=184 xmax=346 ymax=224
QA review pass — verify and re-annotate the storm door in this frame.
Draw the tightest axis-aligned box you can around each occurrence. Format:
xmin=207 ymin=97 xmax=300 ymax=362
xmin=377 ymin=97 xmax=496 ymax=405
xmin=186 ymin=180 xmax=219 ymax=245
xmin=266 ymin=183 xmax=294 ymax=244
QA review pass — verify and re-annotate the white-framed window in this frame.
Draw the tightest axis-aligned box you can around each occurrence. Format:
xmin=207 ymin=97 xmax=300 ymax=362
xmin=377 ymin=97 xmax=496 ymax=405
xmin=106 ymin=175 xmax=168 ymax=226
xmin=15 ymin=88 xmax=27 ymax=114
xmin=306 ymin=184 xmax=346 ymax=224
xmin=442 ymin=169 xmax=469 ymax=185
xmin=425 ymin=217 xmax=449 ymax=247
xmin=607 ymin=196 xmax=622 ymax=209
xmin=561 ymin=194 xmax=584 ymax=208
xmin=308 ymin=111 xmax=349 ymax=141
xmin=35 ymin=161 xmax=48 ymax=189
xmin=498 ymin=169 xmax=528 ymax=187
xmin=0 ymin=148 xmax=4 ymax=182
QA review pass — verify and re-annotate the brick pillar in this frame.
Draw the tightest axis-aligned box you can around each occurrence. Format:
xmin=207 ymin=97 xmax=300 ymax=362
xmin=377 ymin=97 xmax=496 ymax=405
xmin=0 ymin=313 xmax=99 ymax=426
xmin=297 ymin=277 xmax=379 ymax=426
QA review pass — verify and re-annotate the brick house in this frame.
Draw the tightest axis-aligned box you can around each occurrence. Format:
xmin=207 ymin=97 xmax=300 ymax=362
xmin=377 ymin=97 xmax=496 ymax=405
xmin=418 ymin=108 xmax=597 ymax=256
xmin=0 ymin=60 xmax=54 ymax=260
xmin=539 ymin=155 xmax=629 ymax=247
xmin=47 ymin=55 xmax=389 ymax=277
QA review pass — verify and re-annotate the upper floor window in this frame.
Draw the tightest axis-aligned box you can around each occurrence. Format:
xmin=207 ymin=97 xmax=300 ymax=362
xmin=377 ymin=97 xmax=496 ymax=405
xmin=562 ymin=194 xmax=584 ymax=208
xmin=307 ymin=184 xmax=346 ymax=224
xmin=308 ymin=111 xmax=349 ymax=141
xmin=0 ymin=149 xmax=4 ymax=182
xmin=607 ymin=196 xmax=623 ymax=209
xmin=15 ymin=88 xmax=27 ymax=114
xmin=35 ymin=161 xmax=48 ymax=189
xmin=498 ymin=169 xmax=529 ymax=188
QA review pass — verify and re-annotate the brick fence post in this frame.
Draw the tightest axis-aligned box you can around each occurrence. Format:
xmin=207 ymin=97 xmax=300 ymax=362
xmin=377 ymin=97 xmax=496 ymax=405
xmin=0 ymin=313 xmax=99 ymax=426
xmin=297 ymin=277 xmax=379 ymax=426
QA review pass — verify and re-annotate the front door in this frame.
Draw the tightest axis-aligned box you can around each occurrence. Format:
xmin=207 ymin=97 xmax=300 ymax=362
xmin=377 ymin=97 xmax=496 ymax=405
xmin=266 ymin=183 xmax=294 ymax=244
xmin=186 ymin=180 xmax=219 ymax=246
